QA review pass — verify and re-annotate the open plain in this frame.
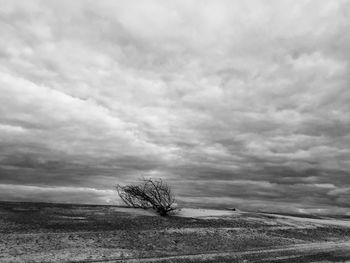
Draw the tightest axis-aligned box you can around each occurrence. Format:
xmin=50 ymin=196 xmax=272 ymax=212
xmin=1 ymin=201 xmax=350 ymax=263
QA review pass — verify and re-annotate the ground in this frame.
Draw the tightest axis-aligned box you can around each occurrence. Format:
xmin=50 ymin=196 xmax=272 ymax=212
xmin=0 ymin=201 xmax=350 ymax=262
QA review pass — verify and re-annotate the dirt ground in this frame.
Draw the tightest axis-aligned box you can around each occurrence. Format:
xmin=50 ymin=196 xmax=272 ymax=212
xmin=0 ymin=201 xmax=350 ymax=262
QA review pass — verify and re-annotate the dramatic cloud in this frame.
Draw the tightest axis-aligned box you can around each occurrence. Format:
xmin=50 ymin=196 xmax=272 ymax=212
xmin=0 ymin=0 xmax=350 ymax=214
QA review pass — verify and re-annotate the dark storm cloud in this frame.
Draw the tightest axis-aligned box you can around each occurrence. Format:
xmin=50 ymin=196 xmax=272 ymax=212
xmin=0 ymin=0 xmax=350 ymax=214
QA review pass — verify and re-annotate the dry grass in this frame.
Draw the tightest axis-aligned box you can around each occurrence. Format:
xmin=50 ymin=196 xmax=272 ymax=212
xmin=0 ymin=201 xmax=349 ymax=262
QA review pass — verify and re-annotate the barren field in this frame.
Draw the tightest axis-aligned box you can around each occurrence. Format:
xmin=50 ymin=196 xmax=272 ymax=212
xmin=0 ymin=202 xmax=350 ymax=262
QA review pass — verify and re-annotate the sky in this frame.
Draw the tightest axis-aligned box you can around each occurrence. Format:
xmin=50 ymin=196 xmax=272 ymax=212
xmin=0 ymin=0 xmax=350 ymax=215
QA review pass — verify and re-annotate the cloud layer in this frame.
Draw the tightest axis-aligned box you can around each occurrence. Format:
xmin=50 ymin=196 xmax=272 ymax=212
xmin=1 ymin=0 xmax=350 ymax=214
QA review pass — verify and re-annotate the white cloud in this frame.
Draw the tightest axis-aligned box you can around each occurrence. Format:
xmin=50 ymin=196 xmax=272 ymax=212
xmin=0 ymin=183 xmax=115 ymax=204
xmin=0 ymin=0 xmax=350 ymax=211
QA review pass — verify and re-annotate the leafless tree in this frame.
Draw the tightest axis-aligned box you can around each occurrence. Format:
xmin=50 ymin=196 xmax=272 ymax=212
xmin=116 ymin=178 xmax=177 ymax=216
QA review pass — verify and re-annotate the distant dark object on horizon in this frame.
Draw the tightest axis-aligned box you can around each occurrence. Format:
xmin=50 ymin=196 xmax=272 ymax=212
xmin=116 ymin=178 xmax=177 ymax=216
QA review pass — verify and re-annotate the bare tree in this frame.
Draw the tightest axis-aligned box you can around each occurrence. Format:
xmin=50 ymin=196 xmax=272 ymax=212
xmin=116 ymin=178 xmax=177 ymax=216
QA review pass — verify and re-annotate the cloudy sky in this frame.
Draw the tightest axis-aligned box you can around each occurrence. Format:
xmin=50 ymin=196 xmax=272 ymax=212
xmin=1 ymin=0 xmax=350 ymax=214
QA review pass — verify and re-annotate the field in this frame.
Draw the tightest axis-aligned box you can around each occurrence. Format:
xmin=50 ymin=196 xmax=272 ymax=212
xmin=0 ymin=201 xmax=350 ymax=262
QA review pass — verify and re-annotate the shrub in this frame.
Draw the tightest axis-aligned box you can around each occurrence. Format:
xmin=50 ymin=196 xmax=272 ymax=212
xmin=116 ymin=178 xmax=177 ymax=216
